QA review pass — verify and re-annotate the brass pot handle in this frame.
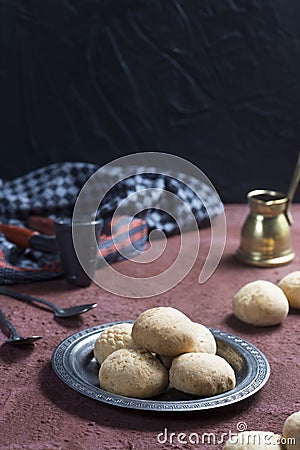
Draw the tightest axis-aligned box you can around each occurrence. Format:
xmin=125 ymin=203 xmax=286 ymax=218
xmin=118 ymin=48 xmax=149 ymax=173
xmin=286 ymin=152 xmax=300 ymax=225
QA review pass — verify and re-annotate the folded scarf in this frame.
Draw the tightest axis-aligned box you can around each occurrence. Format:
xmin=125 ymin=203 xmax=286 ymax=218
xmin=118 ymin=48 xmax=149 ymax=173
xmin=0 ymin=162 xmax=222 ymax=284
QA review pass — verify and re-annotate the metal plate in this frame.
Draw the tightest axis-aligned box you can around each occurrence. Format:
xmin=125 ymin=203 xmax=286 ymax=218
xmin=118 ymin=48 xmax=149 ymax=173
xmin=51 ymin=322 xmax=270 ymax=412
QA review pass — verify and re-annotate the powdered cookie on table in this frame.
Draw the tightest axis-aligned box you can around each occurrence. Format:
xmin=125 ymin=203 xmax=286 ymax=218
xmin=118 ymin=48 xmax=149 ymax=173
xmin=223 ymin=431 xmax=283 ymax=449
xmin=132 ymin=307 xmax=196 ymax=356
xmin=233 ymin=280 xmax=289 ymax=326
xmin=279 ymin=271 xmax=300 ymax=309
xmin=283 ymin=410 xmax=300 ymax=450
xmin=94 ymin=323 xmax=137 ymax=364
xmin=99 ymin=348 xmax=169 ymax=398
xmin=169 ymin=353 xmax=236 ymax=396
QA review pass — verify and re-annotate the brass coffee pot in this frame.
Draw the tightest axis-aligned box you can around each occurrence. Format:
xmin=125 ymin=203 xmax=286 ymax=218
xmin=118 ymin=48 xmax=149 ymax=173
xmin=236 ymin=154 xmax=300 ymax=267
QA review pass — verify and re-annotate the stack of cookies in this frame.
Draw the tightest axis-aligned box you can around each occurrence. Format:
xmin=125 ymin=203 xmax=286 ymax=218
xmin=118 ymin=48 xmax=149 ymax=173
xmin=94 ymin=307 xmax=236 ymax=399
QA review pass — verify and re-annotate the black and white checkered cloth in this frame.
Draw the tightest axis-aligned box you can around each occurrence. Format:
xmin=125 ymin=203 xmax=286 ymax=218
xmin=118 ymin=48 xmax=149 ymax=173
xmin=0 ymin=162 xmax=223 ymax=284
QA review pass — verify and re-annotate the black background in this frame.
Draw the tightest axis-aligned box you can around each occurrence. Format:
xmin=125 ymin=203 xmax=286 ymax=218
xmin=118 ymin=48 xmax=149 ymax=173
xmin=1 ymin=0 xmax=300 ymax=202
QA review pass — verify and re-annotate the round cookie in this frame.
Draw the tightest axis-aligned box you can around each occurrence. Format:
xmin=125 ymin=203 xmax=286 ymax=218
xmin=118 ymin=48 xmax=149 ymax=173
xmin=223 ymin=431 xmax=283 ymax=449
xmin=283 ymin=411 xmax=300 ymax=450
xmin=279 ymin=271 xmax=300 ymax=309
xmin=158 ymin=322 xmax=216 ymax=369
xmin=99 ymin=348 xmax=169 ymax=398
xmin=169 ymin=353 xmax=236 ymax=396
xmin=193 ymin=322 xmax=216 ymax=354
xmin=132 ymin=307 xmax=196 ymax=356
xmin=233 ymin=280 xmax=289 ymax=326
xmin=94 ymin=323 xmax=137 ymax=364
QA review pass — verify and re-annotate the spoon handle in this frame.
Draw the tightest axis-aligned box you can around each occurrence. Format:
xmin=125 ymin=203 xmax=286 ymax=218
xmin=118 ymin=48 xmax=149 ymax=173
xmin=0 ymin=286 xmax=56 ymax=313
xmin=0 ymin=307 xmax=20 ymax=340
xmin=286 ymin=152 xmax=300 ymax=225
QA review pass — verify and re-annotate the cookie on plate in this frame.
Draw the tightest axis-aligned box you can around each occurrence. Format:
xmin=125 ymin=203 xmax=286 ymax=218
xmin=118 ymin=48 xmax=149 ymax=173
xmin=169 ymin=353 xmax=236 ymax=396
xmin=132 ymin=307 xmax=195 ymax=356
xmin=158 ymin=322 xmax=216 ymax=369
xmin=94 ymin=323 xmax=137 ymax=364
xmin=99 ymin=348 xmax=169 ymax=398
xmin=192 ymin=322 xmax=216 ymax=354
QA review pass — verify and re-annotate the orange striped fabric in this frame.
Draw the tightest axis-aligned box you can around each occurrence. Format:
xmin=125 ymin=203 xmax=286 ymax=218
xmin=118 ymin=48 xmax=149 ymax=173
xmin=0 ymin=216 xmax=148 ymax=284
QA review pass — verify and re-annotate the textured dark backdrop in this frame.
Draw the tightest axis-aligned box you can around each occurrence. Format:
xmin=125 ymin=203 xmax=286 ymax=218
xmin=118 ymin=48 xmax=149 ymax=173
xmin=1 ymin=0 xmax=300 ymax=202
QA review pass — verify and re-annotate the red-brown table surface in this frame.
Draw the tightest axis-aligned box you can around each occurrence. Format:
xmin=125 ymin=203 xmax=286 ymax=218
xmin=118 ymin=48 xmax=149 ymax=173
xmin=0 ymin=205 xmax=299 ymax=450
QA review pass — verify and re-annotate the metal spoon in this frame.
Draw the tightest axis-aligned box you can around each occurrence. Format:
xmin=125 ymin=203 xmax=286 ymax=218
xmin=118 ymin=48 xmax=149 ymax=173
xmin=0 ymin=307 xmax=42 ymax=345
xmin=0 ymin=286 xmax=98 ymax=318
